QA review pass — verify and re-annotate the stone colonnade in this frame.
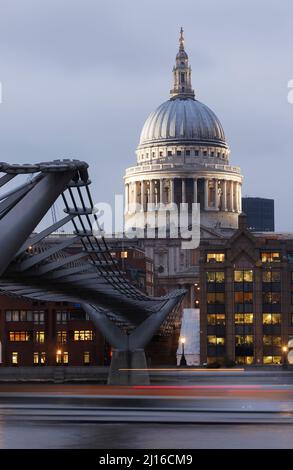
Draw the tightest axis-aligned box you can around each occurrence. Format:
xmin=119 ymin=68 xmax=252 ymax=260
xmin=125 ymin=177 xmax=242 ymax=212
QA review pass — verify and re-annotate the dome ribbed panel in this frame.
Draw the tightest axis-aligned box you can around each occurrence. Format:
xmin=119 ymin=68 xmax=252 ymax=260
xmin=139 ymin=98 xmax=227 ymax=147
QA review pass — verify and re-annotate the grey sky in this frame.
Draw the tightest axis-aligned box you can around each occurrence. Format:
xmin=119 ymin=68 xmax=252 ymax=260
xmin=0 ymin=0 xmax=292 ymax=230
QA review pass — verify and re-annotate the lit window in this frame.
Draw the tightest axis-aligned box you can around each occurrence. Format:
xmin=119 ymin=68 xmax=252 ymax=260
xmin=207 ymin=336 xmax=225 ymax=346
xmin=56 ymin=350 xmax=68 ymax=365
xmin=206 ymin=272 xmax=225 ymax=283
xmin=235 ymin=356 xmax=254 ymax=365
xmin=263 ymin=356 xmax=282 ymax=364
xmin=84 ymin=352 xmax=90 ymax=365
xmin=35 ymin=331 xmax=45 ymax=343
xmin=74 ymin=330 xmax=93 ymax=341
xmin=121 ymin=251 xmax=128 ymax=259
xmin=261 ymin=252 xmax=281 ymax=263
xmin=63 ymin=352 xmax=69 ymax=364
xmin=235 ymin=313 xmax=253 ymax=324
xmin=206 ymin=253 xmax=225 ymax=263
xmin=234 ymin=270 xmax=253 ymax=282
xmin=207 ymin=314 xmax=225 ymax=326
xmin=235 ymin=335 xmax=253 ymax=345
xmin=57 ymin=331 xmax=67 ymax=344
xmin=11 ymin=352 xmax=18 ymax=365
xmin=263 ymin=335 xmax=282 ymax=346
xmin=263 ymin=313 xmax=281 ymax=325
xmin=34 ymin=352 xmax=39 ymax=365
xmin=9 ymin=331 xmax=31 ymax=342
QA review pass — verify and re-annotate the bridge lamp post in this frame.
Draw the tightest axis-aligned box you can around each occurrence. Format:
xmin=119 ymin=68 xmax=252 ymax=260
xmin=180 ymin=337 xmax=187 ymax=367
xmin=282 ymin=345 xmax=288 ymax=368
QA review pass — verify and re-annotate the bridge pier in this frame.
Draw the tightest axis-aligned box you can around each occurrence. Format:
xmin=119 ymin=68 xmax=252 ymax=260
xmin=107 ymin=349 xmax=150 ymax=385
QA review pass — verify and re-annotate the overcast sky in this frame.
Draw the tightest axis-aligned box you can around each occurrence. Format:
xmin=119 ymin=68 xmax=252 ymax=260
xmin=0 ymin=0 xmax=292 ymax=230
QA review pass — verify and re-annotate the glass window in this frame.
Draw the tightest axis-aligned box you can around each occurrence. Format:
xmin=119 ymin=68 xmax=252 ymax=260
xmin=40 ymin=352 xmax=46 ymax=365
xmin=263 ymin=335 xmax=282 ymax=346
xmin=263 ymin=292 xmax=281 ymax=304
xmin=35 ymin=331 xmax=45 ymax=343
xmin=235 ymin=356 xmax=254 ymax=365
xmin=57 ymin=331 xmax=67 ymax=344
xmin=207 ymin=293 xmax=225 ymax=304
xmin=234 ymin=292 xmax=253 ymax=303
xmin=207 ymin=336 xmax=225 ymax=346
xmin=63 ymin=352 xmax=69 ymax=364
xmin=27 ymin=311 xmax=33 ymax=322
xmin=234 ymin=270 xmax=253 ymax=282
xmin=9 ymin=331 xmax=31 ymax=342
xmin=11 ymin=352 xmax=18 ymax=365
xmin=33 ymin=352 xmax=39 ymax=365
xmin=121 ymin=251 xmax=128 ymax=259
xmin=207 ymin=253 xmax=225 ymax=263
xmin=261 ymin=252 xmax=281 ymax=263
xmin=235 ymin=313 xmax=253 ymax=324
xmin=207 ymin=314 xmax=225 ymax=326
xmin=84 ymin=352 xmax=90 ymax=365
xmin=12 ymin=311 xmax=19 ymax=322
xmin=207 ymin=272 xmax=225 ymax=283
xmin=263 ymin=270 xmax=281 ymax=282
xmin=20 ymin=311 xmax=27 ymax=322
xmin=74 ymin=330 xmax=93 ymax=341
xmin=235 ymin=335 xmax=253 ymax=345
xmin=263 ymin=313 xmax=281 ymax=325
xmin=263 ymin=335 xmax=272 ymax=346
xmin=263 ymin=356 xmax=282 ymax=364
xmin=5 ymin=311 xmax=11 ymax=322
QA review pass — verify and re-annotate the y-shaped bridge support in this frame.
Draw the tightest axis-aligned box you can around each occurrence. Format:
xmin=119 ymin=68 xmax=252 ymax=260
xmin=83 ymin=292 xmax=184 ymax=385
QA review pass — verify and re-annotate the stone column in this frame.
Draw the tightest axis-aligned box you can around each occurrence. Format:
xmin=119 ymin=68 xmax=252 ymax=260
xmin=229 ymin=180 xmax=233 ymax=212
xmin=238 ymin=183 xmax=242 ymax=212
xmin=133 ymin=181 xmax=137 ymax=208
xmin=193 ymin=178 xmax=197 ymax=204
xmin=149 ymin=179 xmax=154 ymax=205
xmin=140 ymin=180 xmax=145 ymax=211
xmin=182 ymin=178 xmax=186 ymax=203
xmin=232 ymin=181 xmax=236 ymax=212
xmin=204 ymin=179 xmax=209 ymax=210
xmin=214 ymin=179 xmax=219 ymax=210
xmin=170 ymin=178 xmax=174 ymax=204
xmin=160 ymin=178 xmax=164 ymax=205
xmin=222 ymin=180 xmax=227 ymax=211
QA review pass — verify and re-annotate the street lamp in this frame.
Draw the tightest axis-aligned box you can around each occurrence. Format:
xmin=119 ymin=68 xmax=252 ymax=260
xmin=282 ymin=345 xmax=288 ymax=368
xmin=180 ymin=337 xmax=187 ymax=367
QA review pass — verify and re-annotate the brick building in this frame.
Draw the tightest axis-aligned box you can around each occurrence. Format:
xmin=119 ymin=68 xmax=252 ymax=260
xmin=0 ymin=245 xmax=154 ymax=367
xmin=200 ymin=214 xmax=293 ymax=366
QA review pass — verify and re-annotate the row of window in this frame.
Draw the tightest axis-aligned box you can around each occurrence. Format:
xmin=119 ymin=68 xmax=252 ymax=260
xmin=139 ymin=149 xmax=226 ymax=160
xmin=5 ymin=310 xmax=89 ymax=323
xmin=11 ymin=351 xmax=91 ymax=366
xmin=8 ymin=330 xmax=94 ymax=342
xmin=207 ymin=270 xmax=281 ymax=283
xmin=208 ymin=356 xmax=283 ymax=365
xmin=207 ymin=335 xmax=283 ymax=347
xmin=207 ymin=292 xmax=283 ymax=304
xmin=206 ymin=252 xmax=283 ymax=264
xmin=208 ymin=313 xmax=293 ymax=326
